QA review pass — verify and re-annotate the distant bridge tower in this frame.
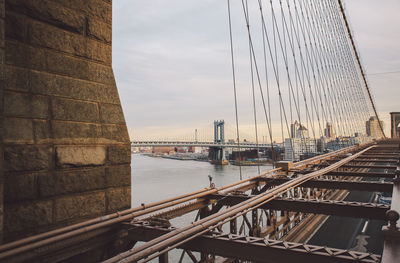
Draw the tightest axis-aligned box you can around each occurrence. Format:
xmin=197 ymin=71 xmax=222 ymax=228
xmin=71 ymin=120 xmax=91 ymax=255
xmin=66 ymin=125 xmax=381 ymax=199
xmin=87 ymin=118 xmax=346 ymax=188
xmin=214 ymin=120 xmax=225 ymax=144
xmin=209 ymin=120 xmax=228 ymax=164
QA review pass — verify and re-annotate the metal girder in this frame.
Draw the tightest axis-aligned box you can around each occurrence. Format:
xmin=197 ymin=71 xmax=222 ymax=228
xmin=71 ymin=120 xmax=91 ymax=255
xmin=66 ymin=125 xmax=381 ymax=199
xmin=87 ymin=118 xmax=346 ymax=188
xmin=324 ymin=171 xmax=395 ymax=178
xmin=326 ymin=159 xmax=398 ymax=164
xmin=208 ymin=194 xmax=389 ymax=220
xmin=126 ymin=223 xmax=381 ymax=263
xmin=257 ymin=177 xmax=393 ymax=192
xmin=316 ymin=164 xmax=397 ymax=169
xmin=1 ymin=226 xmax=120 ymax=263
xmin=361 ymin=154 xmax=399 ymax=159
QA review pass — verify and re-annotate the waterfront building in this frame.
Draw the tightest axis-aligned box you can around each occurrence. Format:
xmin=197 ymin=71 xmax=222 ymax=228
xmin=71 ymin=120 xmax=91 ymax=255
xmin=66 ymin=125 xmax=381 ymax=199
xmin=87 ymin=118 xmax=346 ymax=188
xmin=285 ymin=122 xmax=317 ymax=161
xmin=284 ymin=137 xmax=318 ymax=161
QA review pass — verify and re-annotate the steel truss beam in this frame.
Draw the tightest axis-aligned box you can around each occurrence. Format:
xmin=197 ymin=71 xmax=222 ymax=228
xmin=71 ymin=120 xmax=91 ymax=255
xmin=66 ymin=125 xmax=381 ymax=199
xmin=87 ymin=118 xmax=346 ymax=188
xmin=324 ymin=171 xmax=395 ymax=178
xmin=326 ymin=159 xmax=398 ymax=164
xmin=126 ymin=223 xmax=381 ymax=263
xmin=361 ymin=154 xmax=399 ymax=159
xmin=208 ymin=194 xmax=389 ymax=220
xmin=257 ymin=178 xmax=393 ymax=192
xmin=316 ymin=164 xmax=397 ymax=169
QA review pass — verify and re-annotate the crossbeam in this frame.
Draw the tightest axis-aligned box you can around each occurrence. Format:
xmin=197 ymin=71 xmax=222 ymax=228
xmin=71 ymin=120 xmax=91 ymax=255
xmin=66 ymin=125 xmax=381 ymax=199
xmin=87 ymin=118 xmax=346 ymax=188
xmin=258 ymin=177 xmax=393 ymax=192
xmin=325 ymin=171 xmax=395 ymax=178
xmin=326 ymin=159 xmax=398 ymax=164
xmin=126 ymin=223 xmax=381 ymax=263
xmin=316 ymin=164 xmax=397 ymax=170
xmin=209 ymin=195 xmax=389 ymax=220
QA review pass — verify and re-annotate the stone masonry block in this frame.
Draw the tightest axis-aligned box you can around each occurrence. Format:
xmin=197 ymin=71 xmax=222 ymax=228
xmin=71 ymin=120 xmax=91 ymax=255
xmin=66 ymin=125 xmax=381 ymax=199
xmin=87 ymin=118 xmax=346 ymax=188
xmin=56 ymin=146 xmax=106 ymax=168
xmin=86 ymin=39 xmax=111 ymax=65
xmin=0 ymin=49 xmax=3 ymax=69
xmin=52 ymin=97 xmax=99 ymax=122
xmin=102 ymin=124 xmax=130 ymax=143
xmin=100 ymin=103 xmax=125 ymax=124
xmin=106 ymin=186 xmax=131 ymax=212
xmin=5 ymin=11 xmax=25 ymax=41
xmin=38 ymin=168 xmax=105 ymax=197
xmin=3 ymin=117 xmax=33 ymax=143
xmin=52 ymin=121 xmax=102 ymax=142
xmin=88 ymin=62 xmax=115 ymax=85
xmin=54 ymin=0 xmax=112 ymax=24
xmin=108 ymin=145 xmax=131 ymax=165
xmin=4 ymin=200 xmax=53 ymax=234
xmin=6 ymin=0 xmax=85 ymax=33
xmin=33 ymin=120 xmax=51 ymax=143
xmin=45 ymin=48 xmax=89 ymax=80
xmin=27 ymin=69 xmax=119 ymax=104
xmin=4 ymin=91 xmax=48 ymax=119
xmin=86 ymin=0 xmax=112 ymax=24
xmin=0 ymin=0 xmax=4 ymax=18
xmin=6 ymin=41 xmax=89 ymax=80
xmin=0 ymin=18 xmax=4 ymax=41
xmin=105 ymin=164 xmax=130 ymax=188
xmin=4 ymin=145 xmax=51 ymax=172
xmin=27 ymin=20 xmax=111 ymax=64
xmin=4 ymin=66 xmax=30 ymax=92
xmin=87 ymin=18 xmax=111 ymax=44
xmin=5 ymin=41 xmax=47 ymax=72
xmin=4 ymin=173 xmax=37 ymax=202
xmin=55 ymin=191 xmax=106 ymax=222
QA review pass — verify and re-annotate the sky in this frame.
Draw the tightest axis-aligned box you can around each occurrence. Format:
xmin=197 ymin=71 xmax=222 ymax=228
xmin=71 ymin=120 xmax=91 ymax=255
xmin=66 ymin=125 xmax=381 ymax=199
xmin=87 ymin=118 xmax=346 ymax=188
xmin=112 ymin=0 xmax=400 ymax=141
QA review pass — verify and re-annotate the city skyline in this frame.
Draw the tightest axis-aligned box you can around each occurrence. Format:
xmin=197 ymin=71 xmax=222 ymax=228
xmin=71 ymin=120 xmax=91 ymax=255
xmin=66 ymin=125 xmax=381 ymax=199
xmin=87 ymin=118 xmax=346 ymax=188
xmin=113 ymin=0 xmax=400 ymax=140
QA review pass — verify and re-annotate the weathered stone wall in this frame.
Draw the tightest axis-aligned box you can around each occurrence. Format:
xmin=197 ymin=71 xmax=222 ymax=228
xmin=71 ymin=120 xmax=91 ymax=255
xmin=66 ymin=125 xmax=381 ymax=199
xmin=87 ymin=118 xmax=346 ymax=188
xmin=0 ymin=0 xmax=5 ymax=243
xmin=2 ymin=0 xmax=131 ymax=242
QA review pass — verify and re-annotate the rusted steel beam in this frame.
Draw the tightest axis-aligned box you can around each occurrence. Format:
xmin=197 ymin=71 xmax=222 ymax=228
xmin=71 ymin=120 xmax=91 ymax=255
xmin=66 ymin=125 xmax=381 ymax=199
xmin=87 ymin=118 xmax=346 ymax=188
xmin=2 ymin=226 xmax=120 ymax=263
xmin=326 ymin=159 xmax=398 ymax=164
xmin=209 ymin=194 xmax=389 ymax=220
xmin=126 ymin=223 xmax=381 ymax=263
xmin=325 ymin=171 xmax=395 ymax=178
xmin=361 ymin=154 xmax=399 ymax=158
xmin=316 ymin=164 xmax=397 ymax=169
xmin=257 ymin=177 xmax=393 ymax=192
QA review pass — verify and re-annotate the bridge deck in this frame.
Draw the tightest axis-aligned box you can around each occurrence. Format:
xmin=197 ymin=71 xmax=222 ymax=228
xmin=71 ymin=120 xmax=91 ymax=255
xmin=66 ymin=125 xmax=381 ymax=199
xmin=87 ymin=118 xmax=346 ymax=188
xmin=0 ymin=140 xmax=399 ymax=263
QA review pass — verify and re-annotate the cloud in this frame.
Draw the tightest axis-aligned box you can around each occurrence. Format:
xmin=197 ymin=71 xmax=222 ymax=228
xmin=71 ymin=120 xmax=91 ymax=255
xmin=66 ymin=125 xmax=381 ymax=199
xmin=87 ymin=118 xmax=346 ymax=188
xmin=113 ymin=0 xmax=400 ymax=141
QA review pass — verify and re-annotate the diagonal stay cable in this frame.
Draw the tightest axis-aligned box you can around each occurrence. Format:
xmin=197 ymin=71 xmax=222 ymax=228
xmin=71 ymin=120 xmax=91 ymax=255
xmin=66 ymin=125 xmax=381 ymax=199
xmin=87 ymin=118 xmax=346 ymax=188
xmin=227 ymin=0 xmax=243 ymax=179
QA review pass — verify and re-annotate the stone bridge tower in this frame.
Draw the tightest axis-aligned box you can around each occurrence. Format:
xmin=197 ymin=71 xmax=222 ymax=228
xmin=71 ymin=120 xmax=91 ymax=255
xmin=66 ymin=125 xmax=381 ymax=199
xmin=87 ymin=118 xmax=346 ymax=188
xmin=0 ymin=0 xmax=131 ymax=242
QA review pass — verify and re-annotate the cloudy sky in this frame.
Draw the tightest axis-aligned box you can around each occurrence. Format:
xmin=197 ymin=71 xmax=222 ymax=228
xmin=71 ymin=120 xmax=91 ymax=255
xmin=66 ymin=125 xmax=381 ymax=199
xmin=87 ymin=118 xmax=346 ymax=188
xmin=112 ymin=0 xmax=400 ymax=141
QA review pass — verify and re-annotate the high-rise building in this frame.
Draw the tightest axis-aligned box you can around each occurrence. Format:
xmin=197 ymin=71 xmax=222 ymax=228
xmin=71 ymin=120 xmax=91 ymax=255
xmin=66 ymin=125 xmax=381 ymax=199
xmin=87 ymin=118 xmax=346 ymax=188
xmin=324 ymin=122 xmax=334 ymax=138
xmin=366 ymin=116 xmax=384 ymax=138
xmin=290 ymin=121 xmax=309 ymax=139
xmin=390 ymin=112 xmax=400 ymax=138
xmin=290 ymin=121 xmax=300 ymax=138
xmin=285 ymin=121 xmax=316 ymax=161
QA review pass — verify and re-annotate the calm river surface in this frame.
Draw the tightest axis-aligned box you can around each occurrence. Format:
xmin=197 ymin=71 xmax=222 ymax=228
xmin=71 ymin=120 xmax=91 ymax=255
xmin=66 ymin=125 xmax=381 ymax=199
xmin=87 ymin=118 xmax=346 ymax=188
xmin=131 ymin=154 xmax=273 ymax=262
xmin=131 ymin=154 xmax=273 ymax=206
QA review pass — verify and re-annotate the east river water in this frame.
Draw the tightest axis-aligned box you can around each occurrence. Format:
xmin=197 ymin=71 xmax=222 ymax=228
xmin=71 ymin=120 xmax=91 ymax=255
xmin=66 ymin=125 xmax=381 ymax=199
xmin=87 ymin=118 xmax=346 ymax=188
xmin=130 ymin=154 xmax=273 ymax=262
xmin=131 ymin=154 xmax=273 ymax=206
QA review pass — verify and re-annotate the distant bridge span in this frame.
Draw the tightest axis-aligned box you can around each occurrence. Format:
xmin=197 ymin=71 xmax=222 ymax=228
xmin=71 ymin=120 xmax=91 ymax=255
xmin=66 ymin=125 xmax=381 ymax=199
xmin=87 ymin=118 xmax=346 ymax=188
xmin=131 ymin=141 xmax=272 ymax=148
